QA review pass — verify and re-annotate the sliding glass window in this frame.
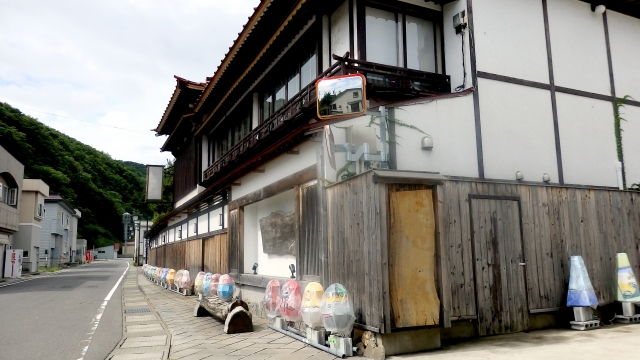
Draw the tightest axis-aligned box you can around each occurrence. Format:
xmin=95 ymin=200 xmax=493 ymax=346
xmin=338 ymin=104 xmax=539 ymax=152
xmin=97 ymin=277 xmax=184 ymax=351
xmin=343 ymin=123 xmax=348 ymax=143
xmin=365 ymin=5 xmax=436 ymax=73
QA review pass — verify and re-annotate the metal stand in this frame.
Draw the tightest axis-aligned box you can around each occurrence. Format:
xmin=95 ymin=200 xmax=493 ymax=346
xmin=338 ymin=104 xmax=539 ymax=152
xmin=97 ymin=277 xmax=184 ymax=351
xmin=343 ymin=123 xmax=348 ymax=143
xmin=570 ymin=307 xmax=599 ymax=331
xmin=615 ymin=302 xmax=640 ymax=323
xmin=307 ymin=328 xmax=326 ymax=346
xmin=329 ymin=335 xmax=353 ymax=357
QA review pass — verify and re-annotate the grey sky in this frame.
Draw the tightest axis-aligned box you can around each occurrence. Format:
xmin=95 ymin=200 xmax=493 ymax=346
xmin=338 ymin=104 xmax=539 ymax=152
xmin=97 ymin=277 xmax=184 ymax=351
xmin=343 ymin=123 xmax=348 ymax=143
xmin=0 ymin=0 xmax=258 ymax=165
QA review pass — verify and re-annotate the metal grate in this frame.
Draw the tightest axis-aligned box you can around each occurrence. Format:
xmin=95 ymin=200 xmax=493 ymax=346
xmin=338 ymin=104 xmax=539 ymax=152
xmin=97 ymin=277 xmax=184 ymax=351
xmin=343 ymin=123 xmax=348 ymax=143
xmin=124 ymin=308 xmax=152 ymax=314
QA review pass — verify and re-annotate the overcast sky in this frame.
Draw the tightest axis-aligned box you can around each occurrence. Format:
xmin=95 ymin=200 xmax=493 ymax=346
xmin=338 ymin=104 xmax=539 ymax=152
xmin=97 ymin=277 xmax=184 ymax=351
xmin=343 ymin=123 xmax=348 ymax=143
xmin=0 ymin=0 xmax=258 ymax=165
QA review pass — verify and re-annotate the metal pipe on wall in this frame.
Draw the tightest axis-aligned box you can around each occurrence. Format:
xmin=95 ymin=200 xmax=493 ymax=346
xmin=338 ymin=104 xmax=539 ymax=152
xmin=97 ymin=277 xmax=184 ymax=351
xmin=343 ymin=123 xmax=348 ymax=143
xmin=267 ymin=325 xmax=346 ymax=359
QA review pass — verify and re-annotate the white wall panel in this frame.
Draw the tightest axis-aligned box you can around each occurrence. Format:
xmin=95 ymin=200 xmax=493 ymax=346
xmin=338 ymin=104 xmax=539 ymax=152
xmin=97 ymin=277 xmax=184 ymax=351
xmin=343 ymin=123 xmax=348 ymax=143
xmin=331 ymin=1 xmax=350 ymax=64
xmin=473 ymin=0 xmax=549 ymax=83
xmin=394 ymin=94 xmax=478 ymax=177
xmin=622 ymin=105 xmax=640 ymax=187
xmin=547 ymin=0 xmax=610 ymax=94
xmin=243 ymin=189 xmax=295 ymax=277
xmin=608 ymin=11 xmax=640 ymax=100
xmin=556 ymin=93 xmax=618 ymax=187
xmin=231 ymin=140 xmax=317 ymax=200
xmin=443 ymin=0 xmax=473 ymax=91
xmin=478 ymin=78 xmax=559 ymax=182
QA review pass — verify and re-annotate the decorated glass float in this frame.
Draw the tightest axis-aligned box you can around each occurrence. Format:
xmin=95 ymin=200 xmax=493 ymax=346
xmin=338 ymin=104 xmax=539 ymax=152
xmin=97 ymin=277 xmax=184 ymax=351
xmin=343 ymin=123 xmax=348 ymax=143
xmin=210 ymin=273 xmax=221 ymax=296
xmin=279 ymin=280 xmax=302 ymax=322
xmin=202 ymin=273 xmax=212 ymax=295
xmin=218 ymin=274 xmax=235 ymax=301
xmin=180 ymin=270 xmax=191 ymax=292
xmin=174 ymin=270 xmax=184 ymax=290
xmin=194 ymin=272 xmax=205 ymax=295
xmin=167 ymin=269 xmax=176 ymax=287
xmin=263 ymin=279 xmax=281 ymax=318
xmin=161 ymin=268 xmax=169 ymax=285
xmin=320 ymin=283 xmax=356 ymax=336
xmin=301 ymin=282 xmax=324 ymax=328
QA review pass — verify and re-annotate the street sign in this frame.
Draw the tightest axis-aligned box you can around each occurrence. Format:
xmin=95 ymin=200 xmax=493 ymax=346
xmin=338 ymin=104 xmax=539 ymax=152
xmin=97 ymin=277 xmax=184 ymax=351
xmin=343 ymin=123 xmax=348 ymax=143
xmin=4 ymin=250 xmax=22 ymax=278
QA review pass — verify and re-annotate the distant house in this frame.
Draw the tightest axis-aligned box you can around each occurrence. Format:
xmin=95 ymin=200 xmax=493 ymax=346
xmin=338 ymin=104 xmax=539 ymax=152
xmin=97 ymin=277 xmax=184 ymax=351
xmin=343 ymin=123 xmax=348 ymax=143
xmin=133 ymin=219 xmax=153 ymax=265
xmin=76 ymin=239 xmax=87 ymax=264
xmin=39 ymin=194 xmax=81 ymax=267
xmin=0 ymin=145 xmax=24 ymax=277
xmin=14 ymin=179 xmax=49 ymax=272
xmin=94 ymin=244 xmax=115 ymax=260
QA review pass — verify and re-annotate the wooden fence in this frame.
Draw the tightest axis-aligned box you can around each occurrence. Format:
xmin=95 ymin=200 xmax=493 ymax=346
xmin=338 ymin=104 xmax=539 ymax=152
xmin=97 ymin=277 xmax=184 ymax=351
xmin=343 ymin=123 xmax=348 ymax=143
xmin=441 ymin=180 xmax=640 ymax=319
xmin=148 ymin=232 xmax=228 ymax=275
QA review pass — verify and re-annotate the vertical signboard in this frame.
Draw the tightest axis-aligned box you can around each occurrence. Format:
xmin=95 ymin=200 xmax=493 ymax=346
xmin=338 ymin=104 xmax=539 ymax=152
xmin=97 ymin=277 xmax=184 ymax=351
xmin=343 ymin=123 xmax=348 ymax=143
xmin=4 ymin=250 xmax=23 ymax=278
xmin=146 ymin=165 xmax=164 ymax=202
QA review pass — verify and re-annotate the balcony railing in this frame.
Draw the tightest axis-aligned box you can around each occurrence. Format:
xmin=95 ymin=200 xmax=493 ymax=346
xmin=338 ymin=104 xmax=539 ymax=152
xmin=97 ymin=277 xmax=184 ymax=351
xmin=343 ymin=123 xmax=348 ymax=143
xmin=203 ymin=54 xmax=451 ymax=183
xmin=203 ymin=61 xmax=343 ymax=182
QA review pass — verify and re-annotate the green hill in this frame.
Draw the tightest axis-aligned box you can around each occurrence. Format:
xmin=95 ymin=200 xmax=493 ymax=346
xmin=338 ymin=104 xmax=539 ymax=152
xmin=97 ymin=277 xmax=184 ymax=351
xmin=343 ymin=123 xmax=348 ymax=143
xmin=0 ymin=102 xmax=171 ymax=247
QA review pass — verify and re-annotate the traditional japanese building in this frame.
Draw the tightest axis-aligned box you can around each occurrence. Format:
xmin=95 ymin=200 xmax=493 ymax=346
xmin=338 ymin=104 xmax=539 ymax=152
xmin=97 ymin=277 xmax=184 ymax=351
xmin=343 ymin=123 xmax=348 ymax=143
xmin=147 ymin=0 xmax=640 ymax=355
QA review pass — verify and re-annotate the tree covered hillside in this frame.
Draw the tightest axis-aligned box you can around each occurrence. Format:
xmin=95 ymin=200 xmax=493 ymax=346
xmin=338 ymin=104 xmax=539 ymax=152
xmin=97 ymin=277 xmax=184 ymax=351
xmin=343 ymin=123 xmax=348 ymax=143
xmin=0 ymin=102 xmax=171 ymax=247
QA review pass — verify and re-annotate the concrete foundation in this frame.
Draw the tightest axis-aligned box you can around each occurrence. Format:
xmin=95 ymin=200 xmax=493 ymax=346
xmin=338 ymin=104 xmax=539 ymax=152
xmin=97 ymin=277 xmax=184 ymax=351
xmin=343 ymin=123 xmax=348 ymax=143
xmin=374 ymin=327 xmax=441 ymax=356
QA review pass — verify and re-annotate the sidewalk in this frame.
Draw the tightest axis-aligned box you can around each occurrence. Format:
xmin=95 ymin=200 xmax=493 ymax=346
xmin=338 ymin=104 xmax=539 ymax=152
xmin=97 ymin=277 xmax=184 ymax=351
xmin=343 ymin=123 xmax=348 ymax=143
xmin=107 ymin=267 xmax=172 ymax=360
xmin=116 ymin=267 xmax=640 ymax=360
xmin=136 ymin=267 xmax=340 ymax=360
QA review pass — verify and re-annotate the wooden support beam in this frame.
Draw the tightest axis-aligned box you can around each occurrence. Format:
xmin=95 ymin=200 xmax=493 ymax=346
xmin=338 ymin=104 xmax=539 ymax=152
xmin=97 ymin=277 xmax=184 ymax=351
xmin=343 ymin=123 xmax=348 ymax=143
xmin=286 ymin=150 xmax=300 ymax=155
xmin=253 ymin=168 xmax=265 ymax=173
xmin=228 ymin=165 xmax=317 ymax=210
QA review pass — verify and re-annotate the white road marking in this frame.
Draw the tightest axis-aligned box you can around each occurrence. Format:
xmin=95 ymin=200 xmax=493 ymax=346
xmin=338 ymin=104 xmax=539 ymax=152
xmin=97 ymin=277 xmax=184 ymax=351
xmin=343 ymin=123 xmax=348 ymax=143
xmin=77 ymin=261 xmax=130 ymax=360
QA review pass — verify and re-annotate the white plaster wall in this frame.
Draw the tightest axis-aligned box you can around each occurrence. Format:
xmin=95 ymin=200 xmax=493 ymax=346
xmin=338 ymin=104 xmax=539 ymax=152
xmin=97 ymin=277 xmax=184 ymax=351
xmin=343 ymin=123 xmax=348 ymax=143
xmin=547 ymin=0 xmax=610 ymax=94
xmin=556 ymin=93 xmax=618 ymax=187
xmin=478 ymin=78 xmax=559 ymax=182
xmin=443 ymin=0 xmax=473 ymax=91
xmin=608 ymin=11 xmax=640 ymax=100
xmin=473 ymin=0 xmax=549 ymax=83
xmin=394 ymin=94 xmax=478 ymax=177
xmin=622 ymin=105 xmax=640 ymax=187
xmin=208 ymin=206 xmax=224 ymax=233
xmin=175 ymin=185 xmax=205 ymax=208
xmin=197 ymin=214 xmax=208 ymax=235
xmin=243 ymin=189 xmax=296 ymax=277
xmin=331 ymin=1 xmax=350 ymax=64
xmin=231 ymin=140 xmax=317 ymax=200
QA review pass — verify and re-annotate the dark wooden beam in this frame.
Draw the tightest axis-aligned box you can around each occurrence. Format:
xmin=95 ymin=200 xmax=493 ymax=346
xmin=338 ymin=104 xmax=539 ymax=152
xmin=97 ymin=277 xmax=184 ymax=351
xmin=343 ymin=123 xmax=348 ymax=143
xmin=467 ymin=0 xmax=485 ymax=179
xmin=542 ymin=0 xmax=564 ymax=185
xmin=228 ymin=165 xmax=317 ymax=210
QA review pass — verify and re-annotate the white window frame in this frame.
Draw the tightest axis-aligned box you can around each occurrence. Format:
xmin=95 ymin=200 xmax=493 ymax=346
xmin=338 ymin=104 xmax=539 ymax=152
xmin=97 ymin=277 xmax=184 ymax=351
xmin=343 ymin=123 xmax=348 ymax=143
xmin=8 ymin=188 xmax=17 ymax=206
xmin=36 ymin=203 xmax=45 ymax=219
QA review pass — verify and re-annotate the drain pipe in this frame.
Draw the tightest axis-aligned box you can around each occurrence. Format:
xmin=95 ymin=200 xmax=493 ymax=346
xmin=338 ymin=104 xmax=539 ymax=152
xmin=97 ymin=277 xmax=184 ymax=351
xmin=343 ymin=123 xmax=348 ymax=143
xmin=268 ymin=325 xmax=347 ymax=358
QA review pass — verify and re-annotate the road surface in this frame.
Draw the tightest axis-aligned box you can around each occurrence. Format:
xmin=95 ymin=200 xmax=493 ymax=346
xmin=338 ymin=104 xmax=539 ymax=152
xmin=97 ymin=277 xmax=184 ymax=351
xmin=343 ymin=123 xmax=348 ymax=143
xmin=0 ymin=260 xmax=129 ymax=360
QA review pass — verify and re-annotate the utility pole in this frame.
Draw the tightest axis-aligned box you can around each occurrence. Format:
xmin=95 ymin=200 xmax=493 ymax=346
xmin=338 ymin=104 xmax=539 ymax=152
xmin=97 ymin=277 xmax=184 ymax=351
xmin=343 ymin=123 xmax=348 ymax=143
xmin=122 ymin=212 xmax=131 ymax=257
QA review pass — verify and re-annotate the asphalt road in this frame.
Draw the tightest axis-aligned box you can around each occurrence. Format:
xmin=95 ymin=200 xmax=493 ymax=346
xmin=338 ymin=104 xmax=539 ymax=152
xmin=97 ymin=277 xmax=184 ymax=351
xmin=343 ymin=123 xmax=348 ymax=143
xmin=0 ymin=260 xmax=129 ymax=360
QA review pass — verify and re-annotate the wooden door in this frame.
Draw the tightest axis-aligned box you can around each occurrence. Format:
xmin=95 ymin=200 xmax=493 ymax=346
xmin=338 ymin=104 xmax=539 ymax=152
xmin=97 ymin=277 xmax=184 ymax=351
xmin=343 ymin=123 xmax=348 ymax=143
xmin=470 ymin=197 xmax=528 ymax=336
xmin=389 ymin=188 xmax=440 ymax=328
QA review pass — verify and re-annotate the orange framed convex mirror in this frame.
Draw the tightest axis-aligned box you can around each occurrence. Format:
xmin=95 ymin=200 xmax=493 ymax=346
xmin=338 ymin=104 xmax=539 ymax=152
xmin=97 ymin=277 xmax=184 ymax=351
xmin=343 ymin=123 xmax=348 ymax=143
xmin=316 ymin=74 xmax=367 ymax=121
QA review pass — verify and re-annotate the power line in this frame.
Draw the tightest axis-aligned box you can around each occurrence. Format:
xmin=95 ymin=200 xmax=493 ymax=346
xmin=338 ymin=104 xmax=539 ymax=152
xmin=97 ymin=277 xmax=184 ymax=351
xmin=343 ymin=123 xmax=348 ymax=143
xmin=21 ymin=108 xmax=155 ymax=135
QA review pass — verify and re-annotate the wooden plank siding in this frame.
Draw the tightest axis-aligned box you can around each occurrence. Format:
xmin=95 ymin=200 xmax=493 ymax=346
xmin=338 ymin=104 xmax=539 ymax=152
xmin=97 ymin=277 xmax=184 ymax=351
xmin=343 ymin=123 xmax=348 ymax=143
xmin=326 ymin=172 xmax=388 ymax=333
xmin=147 ymin=233 xmax=228 ymax=276
xmin=441 ymin=180 xmax=640 ymax=318
xmin=299 ymin=181 xmax=320 ymax=278
xmin=204 ymin=233 xmax=229 ymax=274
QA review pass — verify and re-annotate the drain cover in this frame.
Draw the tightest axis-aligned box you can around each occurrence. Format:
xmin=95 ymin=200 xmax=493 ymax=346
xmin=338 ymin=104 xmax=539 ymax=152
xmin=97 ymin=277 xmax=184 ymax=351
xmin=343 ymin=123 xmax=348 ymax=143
xmin=124 ymin=308 xmax=152 ymax=314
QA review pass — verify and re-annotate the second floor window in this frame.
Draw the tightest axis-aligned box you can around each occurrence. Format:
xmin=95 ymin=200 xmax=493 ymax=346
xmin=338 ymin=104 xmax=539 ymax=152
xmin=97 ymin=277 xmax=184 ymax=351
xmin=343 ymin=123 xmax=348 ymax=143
xmin=366 ymin=5 xmax=436 ymax=73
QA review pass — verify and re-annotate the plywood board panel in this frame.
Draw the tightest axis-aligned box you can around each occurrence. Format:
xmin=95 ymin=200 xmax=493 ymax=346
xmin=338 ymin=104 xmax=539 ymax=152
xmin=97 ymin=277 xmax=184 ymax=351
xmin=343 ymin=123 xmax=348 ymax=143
xmin=389 ymin=189 xmax=440 ymax=328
